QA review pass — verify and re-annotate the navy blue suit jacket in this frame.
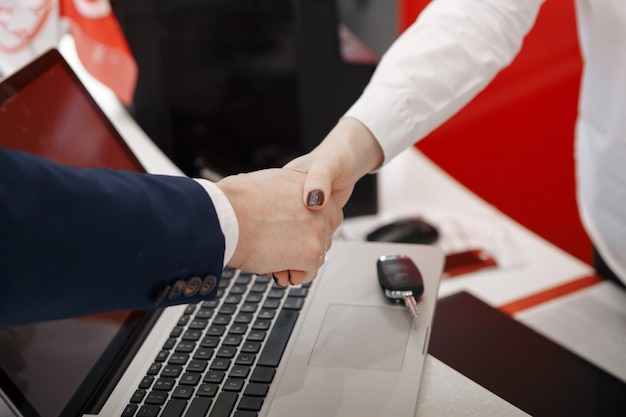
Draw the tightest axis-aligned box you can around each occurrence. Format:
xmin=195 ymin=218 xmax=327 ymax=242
xmin=0 ymin=148 xmax=226 ymax=326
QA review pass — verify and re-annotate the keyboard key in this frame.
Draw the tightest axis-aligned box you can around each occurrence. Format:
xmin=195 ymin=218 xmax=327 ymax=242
xmin=223 ymin=335 xmax=243 ymax=346
xmin=222 ymin=378 xmax=245 ymax=392
xmin=201 ymin=300 xmax=219 ymax=309
xmin=261 ymin=299 xmax=281 ymax=310
xmin=241 ymin=342 xmax=261 ymax=354
xmin=235 ymin=273 xmax=252 ymax=285
xmin=288 ymin=287 xmax=309 ymax=297
xmin=197 ymin=383 xmax=219 ymax=397
xmin=234 ymin=313 xmax=253 ymax=324
xmin=257 ymin=310 xmax=275 ymax=320
xmin=224 ymin=294 xmax=242 ymax=304
xmin=203 ymin=370 xmax=225 ymax=384
xmin=200 ymin=336 xmax=220 ymax=348
xmin=213 ymin=314 xmax=231 ymax=325
xmin=137 ymin=404 xmax=161 ymax=417
xmin=195 ymin=308 xmax=214 ymax=319
xmin=161 ymin=365 xmax=183 ymax=378
xmin=206 ymin=325 xmax=226 ymax=337
xmin=189 ymin=319 xmax=208 ymax=329
xmin=249 ymin=283 xmax=267 ymax=293
xmin=187 ymin=359 xmax=208 ymax=373
xmin=130 ymin=389 xmax=146 ymax=403
xmin=145 ymin=391 xmax=167 ymax=405
xmin=266 ymin=288 xmax=286 ymax=299
xmin=182 ymin=330 xmax=202 ymax=341
xmin=258 ymin=310 xmax=298 ymax=367
xmin=228 ymin=324 xmax=247 ymax=335
xmin=175 ymin=341 xmax=195 ymax=353
xmin=221 ymin=267 xmax=236 ymax=279
xmin=184 ymin=397 xmax=212 ymax=417
xmin=283 ymin=297 xmax=305 ymax=310
xmin=193 ymin=347 xmax=214 ymax=361
xmin=237 ymin=396 xmax=264 ymax=411
xmin=250 ymin=367 xmax=275 ymax=384
xmin=210 ymin=359 xmax=231 ymax=371
xmin=153 ymin=377 xmax=175 ymax=391
xmin=179 ymin=372 xmax=201 ymax=386
xmin=162 ymin=338 xmax=176 ymax=350
xmin=235 ymin=353 xmax=255 ymax=366
xmin=155 ymin=350 xmax=169 ymax=362
xmin=228 ymin=365 xmax=251 ymax=379
xmin=121 ymin=404 xmax=138 ymax=417
xmin=244 ymin=383 xmax=269 ymax=397
xmin=239 ymin=303 xmax=258 ymax=314
xmin=168 ymin=353 xmax=189 ymax=365
xmin=252 ymin=319 xmax=271 ymax=330
xmin=229 ymin=285 xmax=248 ymax=294
xmin=160 ymin=399 xmax=187 ymax=417
xmin=246 ymin=330 xmax=266 ymax=342
xmin=171 ymin=385 xmax=194 ymax=399
xmin=244 ymin=293 xmax=263 ymax=304
xmin=170 ymin=327 xmax=184 ymax=338
xmin=147 ymin=363 xmax=161 ymax=376
xmin=138 ymin=375 xmax=154 ymax=390
xmin=234 ymin=412 xmax=257 ymax=417
xmin=255 ymin=274 xmax=271 ymax=284
xmin=208 ymin=392 xmax=238 ymax=417
xmin=216 ymin=346 xmax=237 ymax=358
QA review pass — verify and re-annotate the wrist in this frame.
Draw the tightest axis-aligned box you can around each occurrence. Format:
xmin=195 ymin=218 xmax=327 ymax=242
xmin=324 ymin=117 xmax=384 ymax=179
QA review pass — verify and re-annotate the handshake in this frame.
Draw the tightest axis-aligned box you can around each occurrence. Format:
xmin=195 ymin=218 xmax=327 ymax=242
xmin=216 ymin=167 xmax=342 ymax=288
xmin=216 ymin=118 xmax=384 ymax=287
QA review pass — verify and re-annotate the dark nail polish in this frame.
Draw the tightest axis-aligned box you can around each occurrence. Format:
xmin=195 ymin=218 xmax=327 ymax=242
xmin=272 ymin=274 xmax=286 ymax=288
xmin=307 ymin=190 xmax=325 ymax=206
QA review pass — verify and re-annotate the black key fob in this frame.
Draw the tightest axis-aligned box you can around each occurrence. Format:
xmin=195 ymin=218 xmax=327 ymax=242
xmin=377 ymin=255 xmax=424 ymax=302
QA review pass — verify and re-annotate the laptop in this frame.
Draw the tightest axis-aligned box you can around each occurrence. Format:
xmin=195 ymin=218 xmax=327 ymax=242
xmin=0 ymin=49 xmax=444 ymax=417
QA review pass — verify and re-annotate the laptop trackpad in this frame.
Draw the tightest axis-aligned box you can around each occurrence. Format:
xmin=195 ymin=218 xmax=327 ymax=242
xmin=308 ymin=304 xmax=412 ymax=372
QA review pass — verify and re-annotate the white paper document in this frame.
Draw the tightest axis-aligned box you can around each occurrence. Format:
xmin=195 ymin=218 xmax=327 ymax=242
xmin=516 ymin=281 xmax=626 ymax=382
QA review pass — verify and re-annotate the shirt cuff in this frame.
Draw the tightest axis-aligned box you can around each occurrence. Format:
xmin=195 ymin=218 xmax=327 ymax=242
xmin=193 ymin=178 xmax=238 ymax=266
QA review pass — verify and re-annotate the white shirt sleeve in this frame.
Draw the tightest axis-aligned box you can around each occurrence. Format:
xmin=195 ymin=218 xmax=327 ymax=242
xmin=193 ymin=178 xmax=238 ymax=267
xmin=344 ymin=0 xmax=545 ymax=164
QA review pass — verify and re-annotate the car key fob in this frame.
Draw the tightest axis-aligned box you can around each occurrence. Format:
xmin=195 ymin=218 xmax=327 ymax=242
xmin=377 ymin=255 xmax=424 ymax=302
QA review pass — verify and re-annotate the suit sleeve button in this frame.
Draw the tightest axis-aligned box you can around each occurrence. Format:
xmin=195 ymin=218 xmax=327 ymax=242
xmin=200 ymin=275 xmax=217 ymax=296
xmin=184 ymin=276 xmax=202 ymax=297
xmin=168 ymin=280 xmax=186 ymax=300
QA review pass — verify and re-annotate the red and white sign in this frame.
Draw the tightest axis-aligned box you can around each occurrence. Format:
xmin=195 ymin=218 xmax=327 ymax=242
xmin=0 ymin=0 xmax=136 ymax=104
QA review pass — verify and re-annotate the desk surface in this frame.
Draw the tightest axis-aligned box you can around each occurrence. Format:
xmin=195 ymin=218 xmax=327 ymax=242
xmin=60 ymin=37 xmax=605 ymax=416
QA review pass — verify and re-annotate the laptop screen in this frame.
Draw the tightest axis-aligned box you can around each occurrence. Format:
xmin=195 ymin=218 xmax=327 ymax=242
xmin=0 ymin=49 xmax=152 ymax=417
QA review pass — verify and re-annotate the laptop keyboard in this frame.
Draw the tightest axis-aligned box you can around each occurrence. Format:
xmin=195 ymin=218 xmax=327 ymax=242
xmin=121 ymin=267 xmax=310 ymax=417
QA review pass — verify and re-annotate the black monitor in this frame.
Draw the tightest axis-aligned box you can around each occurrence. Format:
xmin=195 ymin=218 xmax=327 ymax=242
xmin=111 ymin=0 xmax=378 ymax=217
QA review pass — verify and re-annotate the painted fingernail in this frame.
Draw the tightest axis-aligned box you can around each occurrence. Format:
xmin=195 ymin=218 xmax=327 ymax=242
xmin=307 ymin=190 xmax=325 ymax=206
xmin=272 ymin=273 xmax=286 ymax=288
